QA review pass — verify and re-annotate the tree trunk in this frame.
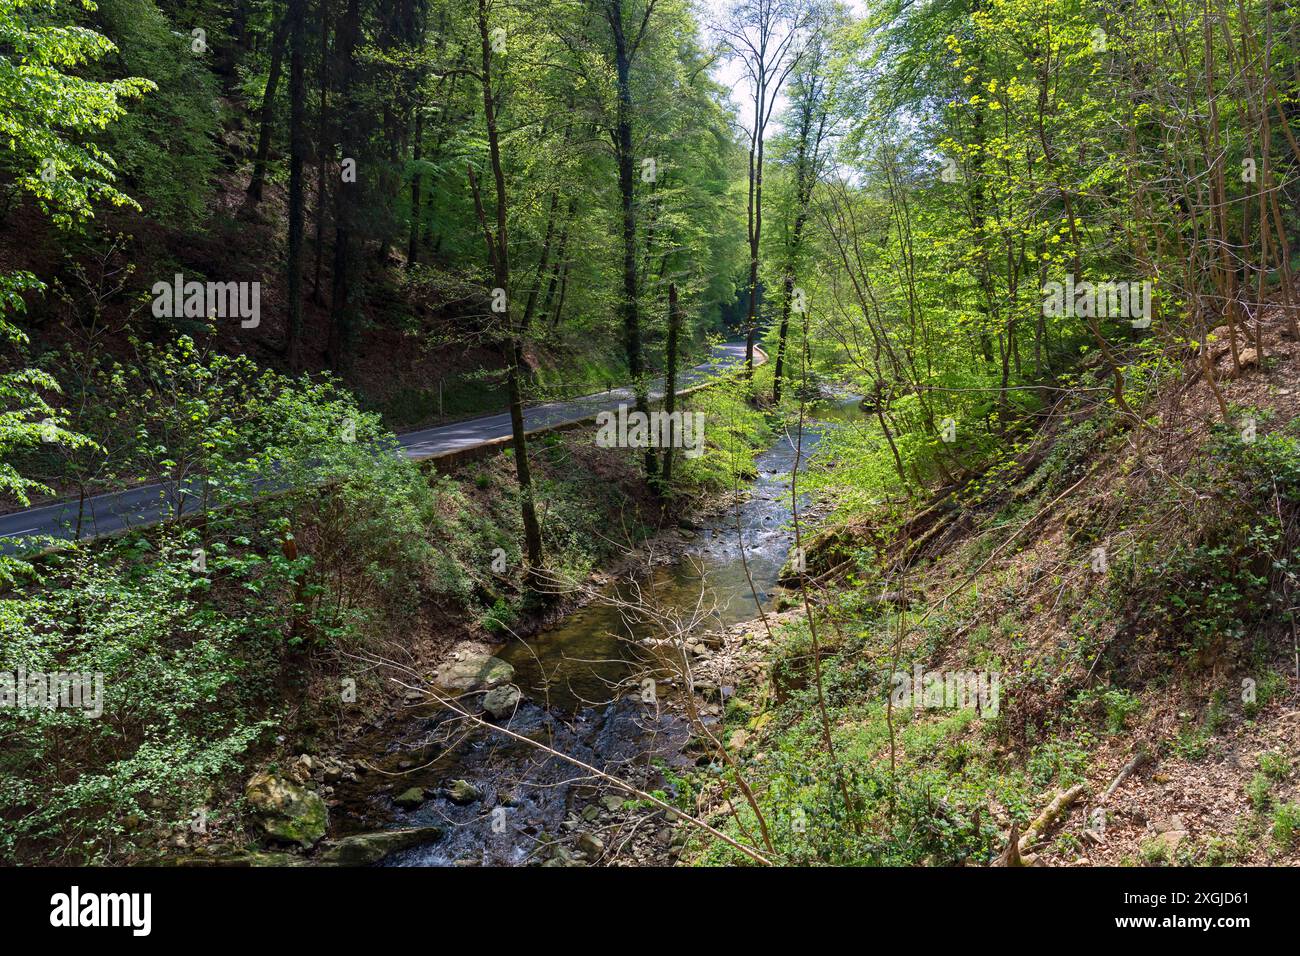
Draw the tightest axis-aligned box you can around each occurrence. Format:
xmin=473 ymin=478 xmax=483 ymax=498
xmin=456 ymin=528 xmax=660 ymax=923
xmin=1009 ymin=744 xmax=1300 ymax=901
xmin=327 ymin=0 xmax=361 ymax=370
xmin=521 ymin=191 xmax=560 ymax=334
xmin=311 ymin=0 xmax=331 ymax=303
xmin=285 ymin=0 xmax=306 ymax=369
xmin=470 ymin=0 xmax=543 ymax=574
xmin=742 ymin=49 xmax=770 ymax=379
xmin=246 ymin=12 xmax=289 ymax=206
xmin=543 ymin=198 xmax=577 ymax=327
xmin=407 ymin=108 xmax=423 ymax=267
xmin=609 ymin=0 xmax=656 ymax=479
xmin=773 ymin=99 xmax=822 ymax=402
xmin=662 ymin=282 xmax=681 ymax=484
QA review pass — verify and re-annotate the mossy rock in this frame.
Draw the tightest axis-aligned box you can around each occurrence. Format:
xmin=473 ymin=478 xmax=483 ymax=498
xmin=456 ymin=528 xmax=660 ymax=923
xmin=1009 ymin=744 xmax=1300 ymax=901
xmin=316 ymin=827 xmax=444 ymax=865
xmin=432 ymin=654 xmax=515 ymax=693
xmin=394 ymin=786 xmax=426 ymax=808
xmin=244 ymin=772 xmax=329 ymax=849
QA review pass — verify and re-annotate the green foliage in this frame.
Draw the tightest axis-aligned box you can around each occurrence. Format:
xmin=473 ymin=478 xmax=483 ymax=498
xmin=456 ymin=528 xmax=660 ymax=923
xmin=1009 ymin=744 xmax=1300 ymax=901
xmin=692 ymin=607 xmax=1030 ymax=866
xmin=1 ymin=0 xmax=150 ymax=583
xmin=1247 ymin=772 xmax=1273 ymax=811
xmin=1139 ymin=836 xmax=1170 ymax=865
xmin=672 ymin=364 xmax=774 ymax=493
xmin=1079 ymin=687 xmax=1141 ymax=735
xmin=86 ymin=0 xmax=220 ymax=226
xmin=1258 ymin=750 xmax=1290 ymax=780
xmin=0 ymin=537 xmax=278 ymax=862
xmin=0 ymin=271 xmax=96 ymax=517
xmin=1244 ymin=670 xmax=1286 ymax=718
xmin=0 ymin=337 xmax=452 ymax=860
xmin=1272 ymin=803 xmax=1300 ymax=848
xmin=0 ymin=0 xmax=153 ymax=227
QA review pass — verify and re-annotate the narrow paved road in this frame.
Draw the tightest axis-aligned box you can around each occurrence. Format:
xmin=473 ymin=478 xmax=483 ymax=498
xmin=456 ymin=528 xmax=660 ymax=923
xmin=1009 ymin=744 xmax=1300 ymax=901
xmin=0 ymin=342 xmax=759 ymax=553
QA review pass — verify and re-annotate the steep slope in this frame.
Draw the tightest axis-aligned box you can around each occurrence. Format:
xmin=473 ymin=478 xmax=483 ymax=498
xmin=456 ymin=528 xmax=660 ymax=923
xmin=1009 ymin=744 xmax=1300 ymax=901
xmin=693 ymin=309 xmax=1300 ymax=866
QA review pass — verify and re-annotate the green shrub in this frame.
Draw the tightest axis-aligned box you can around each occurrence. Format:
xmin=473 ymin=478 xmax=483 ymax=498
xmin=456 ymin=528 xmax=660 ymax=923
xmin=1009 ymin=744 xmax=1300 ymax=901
xmin=1272 ymin=803 xmax=1300 ymax=848
xmin=0 ymin=339 xmax=449 ymax=861
xmin=1138 ymin=836 xmax=1169 ymax=865
xmin=1259 ymin=750 xmax=1290 ymax=781
xmin=1122 ymin=425 xmax=1300 ymax=669
xmin=1246 ymin=772 xmax=1273 ymax=811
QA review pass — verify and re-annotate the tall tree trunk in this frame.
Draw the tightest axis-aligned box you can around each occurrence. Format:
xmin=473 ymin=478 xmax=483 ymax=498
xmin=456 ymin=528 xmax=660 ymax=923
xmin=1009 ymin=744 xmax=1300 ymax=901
xmin=551 ymin=258 xmax=571 ymax=329
xmin=543 ymin=198 xmax=577 ymax=327
xmin=521 ymin=191 xmax=560 ymax=334
xmin=773 ymin=82 xmax=824 ymax=402
xmin=246 ymin=12 xmax=289 ymax=206
xmin=327 ymin=0 xmax=361 ymax=370
xmin=311 ymin=0 xmax=331 ymax=303
xmin=661 ymin=282 xmax=681 ymax=484
xmin=407 ymin=108 xmax=423 ymax=267
xmin=609 ymin=0 xmax=656 ymax=479
xmin=285 ymin=0 xmax=306 ymax=369
xmin=745 ymin=84 xmax=763 ymax=375
xmin=470 ymin=0 xmax=543 ymax=574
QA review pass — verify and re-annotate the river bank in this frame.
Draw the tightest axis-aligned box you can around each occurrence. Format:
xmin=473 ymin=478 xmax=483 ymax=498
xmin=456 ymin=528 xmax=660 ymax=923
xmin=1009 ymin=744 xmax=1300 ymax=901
xmin=130 ymin=385 xmax=855 ymax=869
xmin=300 ymin=397 xmax=852 ymax=867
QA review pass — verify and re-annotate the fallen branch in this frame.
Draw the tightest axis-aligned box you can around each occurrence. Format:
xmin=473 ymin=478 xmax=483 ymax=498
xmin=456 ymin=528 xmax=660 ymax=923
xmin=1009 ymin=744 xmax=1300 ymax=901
xmin=1101 ymin=746 xmax=1149 ymax=804
xmin=1019 ymin=783 xmax=1088 ymax=856
xmin=343 ymin=650 xmax=774 ymax=866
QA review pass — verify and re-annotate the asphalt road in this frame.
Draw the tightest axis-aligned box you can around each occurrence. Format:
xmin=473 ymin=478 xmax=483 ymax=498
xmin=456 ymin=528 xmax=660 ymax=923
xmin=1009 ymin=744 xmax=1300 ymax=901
xmin=0 ymin=342 xmax=758 ymax=553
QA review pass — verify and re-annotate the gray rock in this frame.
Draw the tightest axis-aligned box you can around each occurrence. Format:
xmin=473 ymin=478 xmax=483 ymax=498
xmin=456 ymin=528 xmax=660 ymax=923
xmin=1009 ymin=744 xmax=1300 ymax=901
xmin=433 ymin=654 xmax=515 ymax=693
xmin=575 ymin=831 xmax=605 ymax=857
xmin=482 ymin=684 xmax=521 ymax=720
xmin=393 ymin=786 xmax=426 ymax=809
xmin=316 ymin=827 xmax=443 ymax=865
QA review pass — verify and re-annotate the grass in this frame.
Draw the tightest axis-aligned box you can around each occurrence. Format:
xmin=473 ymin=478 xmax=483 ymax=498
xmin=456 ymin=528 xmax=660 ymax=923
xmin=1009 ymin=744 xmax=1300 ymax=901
xmin=1272 ymin=803 xmax=1300 ymax=848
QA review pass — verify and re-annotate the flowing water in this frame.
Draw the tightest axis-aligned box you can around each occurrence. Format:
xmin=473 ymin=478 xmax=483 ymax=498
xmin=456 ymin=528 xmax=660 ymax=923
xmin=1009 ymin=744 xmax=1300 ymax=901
xmin=334 ymin=397 xmax=861 ymax=866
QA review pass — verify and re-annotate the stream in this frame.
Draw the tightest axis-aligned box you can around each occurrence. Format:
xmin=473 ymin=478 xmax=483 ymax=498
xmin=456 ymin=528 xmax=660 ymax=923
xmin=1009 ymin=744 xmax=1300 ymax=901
xmin=332 ymin=397 xmax=861 ymax=866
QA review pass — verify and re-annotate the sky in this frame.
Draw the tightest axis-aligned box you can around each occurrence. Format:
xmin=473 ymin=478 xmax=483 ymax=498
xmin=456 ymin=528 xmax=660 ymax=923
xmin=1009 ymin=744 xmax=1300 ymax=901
xmin=693 ymin=0 xmax=867 ymax=129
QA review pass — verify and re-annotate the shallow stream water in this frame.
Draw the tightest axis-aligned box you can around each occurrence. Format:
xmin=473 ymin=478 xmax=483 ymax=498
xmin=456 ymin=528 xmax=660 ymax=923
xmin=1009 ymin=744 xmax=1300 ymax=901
xmin=335 ymin=397 xmax=861 ymax=865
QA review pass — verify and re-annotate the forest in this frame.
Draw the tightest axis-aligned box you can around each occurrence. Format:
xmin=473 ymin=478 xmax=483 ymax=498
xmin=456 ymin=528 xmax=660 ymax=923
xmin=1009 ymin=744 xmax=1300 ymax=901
xmin=1 ymin=0 xmax=1299 ymax=882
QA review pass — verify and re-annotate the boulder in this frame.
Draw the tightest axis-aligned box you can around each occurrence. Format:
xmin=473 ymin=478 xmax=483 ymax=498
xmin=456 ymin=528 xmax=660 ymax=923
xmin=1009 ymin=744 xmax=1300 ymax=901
xmin=575 ymin=831 xmax=604 ymax=857
xmin=446 ymin=779 xmax=482 ymax=804
xmin=244 ymin=772 xmax=328 ymax=849
xmin=482 ymin=684 xmax=521 ymax=720
xmin=393 ymin=786 xmax=426 ymax=809
xmin=432 ymin=654 xmax=515 ymax=693
xmin=316 ymin=827 xmax=443 ymax=866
